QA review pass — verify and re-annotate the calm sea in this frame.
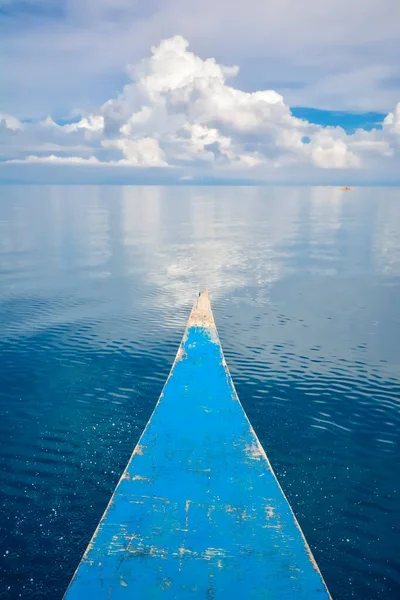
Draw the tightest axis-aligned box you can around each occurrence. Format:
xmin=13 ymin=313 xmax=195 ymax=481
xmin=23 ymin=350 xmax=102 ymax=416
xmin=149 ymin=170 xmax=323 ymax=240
xmin=0 ymin=186 xmax=399 ymax=599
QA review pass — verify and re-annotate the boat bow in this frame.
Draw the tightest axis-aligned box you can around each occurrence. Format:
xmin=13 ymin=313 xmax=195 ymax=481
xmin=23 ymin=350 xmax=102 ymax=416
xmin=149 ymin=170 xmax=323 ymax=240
xmin=64 ymin=290 xmax=331 ymax=599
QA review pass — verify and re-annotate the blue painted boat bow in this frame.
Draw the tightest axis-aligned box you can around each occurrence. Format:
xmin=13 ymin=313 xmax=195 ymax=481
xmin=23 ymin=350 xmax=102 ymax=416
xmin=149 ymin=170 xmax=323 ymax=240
xmin=64 ymin=291 xmax=331 ymax=599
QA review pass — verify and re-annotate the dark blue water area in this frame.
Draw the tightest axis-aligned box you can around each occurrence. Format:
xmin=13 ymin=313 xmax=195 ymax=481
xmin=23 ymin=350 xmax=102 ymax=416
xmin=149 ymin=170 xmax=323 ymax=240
xmin=0 ymin=185 xmax=399 ymax=599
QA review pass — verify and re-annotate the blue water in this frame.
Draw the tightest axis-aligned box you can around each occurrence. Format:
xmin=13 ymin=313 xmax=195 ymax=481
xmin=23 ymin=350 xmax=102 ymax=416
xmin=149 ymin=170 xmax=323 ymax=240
xmin=0 ymin=186 xmax=399 ymax=599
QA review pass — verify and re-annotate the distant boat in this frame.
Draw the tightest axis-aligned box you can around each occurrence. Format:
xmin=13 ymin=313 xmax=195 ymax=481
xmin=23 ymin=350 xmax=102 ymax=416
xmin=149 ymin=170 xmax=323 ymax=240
xmin=63 ymin=291 xmax=332 ymax=599
xmin=340 ymin=187 xmax=353 ymax=191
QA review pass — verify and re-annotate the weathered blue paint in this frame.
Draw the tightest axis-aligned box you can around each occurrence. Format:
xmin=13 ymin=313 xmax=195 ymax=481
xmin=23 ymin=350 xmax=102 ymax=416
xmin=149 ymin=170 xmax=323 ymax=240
xmin=64 ymin=291 xmax=331 ymax=599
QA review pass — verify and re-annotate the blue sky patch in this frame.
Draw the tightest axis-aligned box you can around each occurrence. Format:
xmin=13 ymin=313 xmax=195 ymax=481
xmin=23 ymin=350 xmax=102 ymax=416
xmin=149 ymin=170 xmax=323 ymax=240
xmin=291 ymin=107 xmax=385 ymax=133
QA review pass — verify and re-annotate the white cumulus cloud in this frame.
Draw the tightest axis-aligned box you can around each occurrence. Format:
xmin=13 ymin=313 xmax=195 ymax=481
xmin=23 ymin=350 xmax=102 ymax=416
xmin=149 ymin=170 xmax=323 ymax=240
xmin=7 ymin=155 xmax=102 ymax=165
xmin=42 ymin=115 xmax=105 ymax=134
xmin=0 ymin=114 xmax=24 ymax=131
xmin=1 ymin=35 xmax=399 ymax=182
xmin=101 ymin=137 xmax=168 ymax=166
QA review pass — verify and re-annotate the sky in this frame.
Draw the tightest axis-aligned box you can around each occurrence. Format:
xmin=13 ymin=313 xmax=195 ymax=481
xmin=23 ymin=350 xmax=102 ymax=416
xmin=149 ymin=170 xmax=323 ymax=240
xmin=1 ymin=0 xmax=400 ymax=184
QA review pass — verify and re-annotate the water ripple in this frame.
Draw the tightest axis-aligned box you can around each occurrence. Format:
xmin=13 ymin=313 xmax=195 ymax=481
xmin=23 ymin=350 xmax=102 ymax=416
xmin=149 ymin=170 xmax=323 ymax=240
xmin=1 ymin=186 xmax=400 ymax=599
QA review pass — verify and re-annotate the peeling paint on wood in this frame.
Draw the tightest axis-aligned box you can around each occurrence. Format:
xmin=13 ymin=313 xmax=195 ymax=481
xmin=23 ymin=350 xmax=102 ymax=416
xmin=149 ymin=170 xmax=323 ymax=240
xmin=63 ymin=290 xmax=332 ymax=599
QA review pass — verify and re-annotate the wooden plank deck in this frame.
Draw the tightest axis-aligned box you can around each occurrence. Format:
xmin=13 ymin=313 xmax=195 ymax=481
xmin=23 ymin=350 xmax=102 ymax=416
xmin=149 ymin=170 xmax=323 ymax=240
xmin=64 ymin=291 xmax=331 ymax=599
